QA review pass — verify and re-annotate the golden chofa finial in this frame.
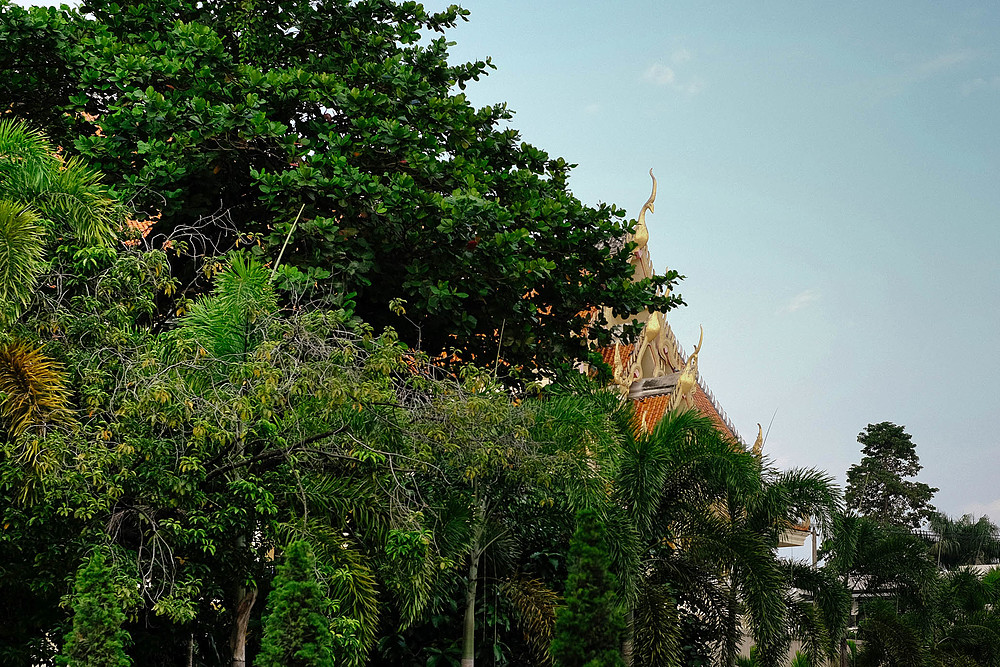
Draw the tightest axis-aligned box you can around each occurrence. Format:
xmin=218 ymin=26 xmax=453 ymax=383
xmin=633 ymin=168 xmax=656 ymax=249
xmin=686 ymin=325 xmax=704 ymax=368
xmin=752 ymin=423 xmax=763 ymax=456
xmin=672 ymin=325 xmax=703 ymax=410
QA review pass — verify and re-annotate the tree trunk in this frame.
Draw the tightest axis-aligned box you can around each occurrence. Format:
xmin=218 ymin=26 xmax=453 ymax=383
xmin=723 ymin=580 xmax=739 ymax=667
xmin=623 ymin=609 xmax=634 ymax=666
xmin=229 ymin=584 xmax=257 ymax=667
xmin=187 ymin=632 xmax=195 ymax=667
xmin=462 ymin=499 xmax=485 ymax=667
xmin=461 ymin=541 xmax=481 ymax=667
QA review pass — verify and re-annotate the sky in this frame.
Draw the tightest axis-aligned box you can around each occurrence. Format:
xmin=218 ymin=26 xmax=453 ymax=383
xmin=413 ymin=0 xmax=1000 ymax=539
xmin=15 ymin=1 xmax=1000 ymax=545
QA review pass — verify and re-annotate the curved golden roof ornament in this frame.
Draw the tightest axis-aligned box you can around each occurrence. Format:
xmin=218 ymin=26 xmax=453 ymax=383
xmin=644 ymin=310 xmax=662 ymax=342
xmin=633 ymin=168 xmax=656 ymax=249
xmin=752 ymin=423 xmax=763 ymax=456
xmin=611 ymin=343 xmax=631 ymax=395
xmin=672 ymin=325 xmax=703 ymax=411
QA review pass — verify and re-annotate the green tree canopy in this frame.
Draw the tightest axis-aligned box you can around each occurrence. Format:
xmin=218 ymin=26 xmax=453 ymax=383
xmin=256 ymin=540 xmax=336 ymax=667
xmin=550 ymin=508 xmax=625 ymax=667
xmin=0 ymin=0 xmax=681 ymax=379
xmin=845 ymin=422 xmax=937 ymax=529
xmin=58 ymin=549 xmax=131 ymax=667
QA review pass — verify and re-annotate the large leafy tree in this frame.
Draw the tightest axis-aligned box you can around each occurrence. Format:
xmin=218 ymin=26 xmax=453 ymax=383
xmin=845 ymin=422 xmax=938 ymax=529
xmin=0 ymin=0 xmax=680 ymax=378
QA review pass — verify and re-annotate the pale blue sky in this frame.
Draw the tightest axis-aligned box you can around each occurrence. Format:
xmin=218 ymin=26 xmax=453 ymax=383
xmin=17 ymin=1 xmax=1000 ymax=539
xmin=422 ymin=0 xmax=1000 ymax=536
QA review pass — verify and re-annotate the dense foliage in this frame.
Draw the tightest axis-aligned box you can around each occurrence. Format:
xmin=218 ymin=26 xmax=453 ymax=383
xmin=823 ymin=512 xmax=1000 ymax=666
xmin=550 ymin=508 xmax=625 ymax=667
xmin=0 ymin=0 xmax=681 ymax=380
xmin=256 ymin=541 xmax=336 ymax=667
xmin=7 ymin=2 xmax=998 ymax=666
xmin=0 ymin=125 xmax=845 ymax=665
xmin=58 ymin=549 xmax=132 ymax=667
xmin=845 ymin=422 xmax=938 ymax=529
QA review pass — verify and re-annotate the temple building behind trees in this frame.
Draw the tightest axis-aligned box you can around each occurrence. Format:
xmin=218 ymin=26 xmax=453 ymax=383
xmin=595 ymin=170 xmax=810 ymax=549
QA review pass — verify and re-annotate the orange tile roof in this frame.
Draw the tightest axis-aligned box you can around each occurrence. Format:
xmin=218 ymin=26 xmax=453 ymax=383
xmin=598 ymin=343 xmax=634 ymax=368
xmin=692 ymin=384 xmax=738 ymax=441
xmin=634 ymin=393 xmax=671 ymax=427
xmin=631 ymin=384 xmax=738 ymax=442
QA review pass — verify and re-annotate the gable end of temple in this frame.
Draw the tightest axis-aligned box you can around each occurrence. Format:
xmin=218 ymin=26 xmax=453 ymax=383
xmin=595 ymin=171 xmax=809 ymax=548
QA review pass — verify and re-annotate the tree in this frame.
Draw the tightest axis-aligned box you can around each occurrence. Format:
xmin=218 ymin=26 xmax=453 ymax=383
xmin=845 ymin=422 xmax=937 ymax=529
xmin=927 ymin=512 xmax=1000 ymax=569
xmin=256 ymin=540 xmax=336 ymax=667
xmin=0 ymin=118 xmax=120 ymax=322
xmin=58 ymin=549 xmax=131 ymax=667
xmin=821 ymin=512 xmax=939 ymax=667
xmin=601 ymin=405 xmax=841 ymax=667
xmin=0 ymin=0 xmax=681 ymax=378
xmin=550 ymin=508 xmax=625 ymax=667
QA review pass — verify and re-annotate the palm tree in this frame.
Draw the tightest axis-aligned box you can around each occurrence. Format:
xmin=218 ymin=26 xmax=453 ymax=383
xmin=927 ymin=512 xmax=1000 ymax=569
xmin=0 ymin=119 xmax=120 ymax=321
xmin=603 ymin=404 xmax=841 ymax=667
xmin=0 ymin=200 xmax=45 ymax=319
xmin=821 ymin=512 xmax=939 ymax=665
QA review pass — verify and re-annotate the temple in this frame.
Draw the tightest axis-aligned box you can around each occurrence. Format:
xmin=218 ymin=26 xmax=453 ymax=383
xmin=597 ymin=170 xmax=809 ymax=549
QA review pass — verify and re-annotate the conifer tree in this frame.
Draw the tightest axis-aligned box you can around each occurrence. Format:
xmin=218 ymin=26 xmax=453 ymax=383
xmin=255 ymin=540 xmax=335 ymax=667
xmin=58 ymin=549 xmax=131 ymax=667
xmin=551 ymin=508 xmax=625 ymax=667
xmin=845 ymin=422 xmax=937 ymax=529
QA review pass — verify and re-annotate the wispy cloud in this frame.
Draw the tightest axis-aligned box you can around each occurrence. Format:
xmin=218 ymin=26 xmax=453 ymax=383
xmin=917 ymin=50 xmax=974 ymax=76
xmin=961 ymin=75 xmax=1000 ymax=96
xmin=643 ymin=63 xmax=676 ymax=86
xmin=780 ymin=289 xmax=820 ymax=314
xmin=642 ymin=50 xmax=704 ymax=96
xmin=873 ymin=50 xmax=976 ymax=98
xmin=963 ymin=499 xmax=1000 ymax=521
xmin=671 ymin=48 xmax=692 ymax=65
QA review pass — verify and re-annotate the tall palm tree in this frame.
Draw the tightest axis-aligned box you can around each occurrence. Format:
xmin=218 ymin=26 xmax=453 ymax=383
xmin=602 ymin=407 xmax=748 ymax=665
xmin=927 ymin=512 xmax=1000 ymax=569
xmin=604 ymin=403 xmax=841 ymax=667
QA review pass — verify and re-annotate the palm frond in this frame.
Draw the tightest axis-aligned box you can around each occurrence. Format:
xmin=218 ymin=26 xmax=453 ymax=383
xmin=178 ymin=253 xmax=278 ymax=363
xmin=0 ymin=340 xmax=75 ymax=438
xmin=500 ymin=575 xmax=559 ymax=664
xmin=0 ymin=199 xmax=45 ymax=315
xmin=0 ymin=118 xmax=49 ymax=174
xmin=1 ymin=155 xmax=121 ymax=246
xmin=856 ymin=600 xmax=926 ymax=667
xmin=272 ymin=523 xmax=381 ymax=667
xmin=785 ymin=560 xmax=851 ymax=660
xmin=633 ymin=582 xmax=682 ymax=667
